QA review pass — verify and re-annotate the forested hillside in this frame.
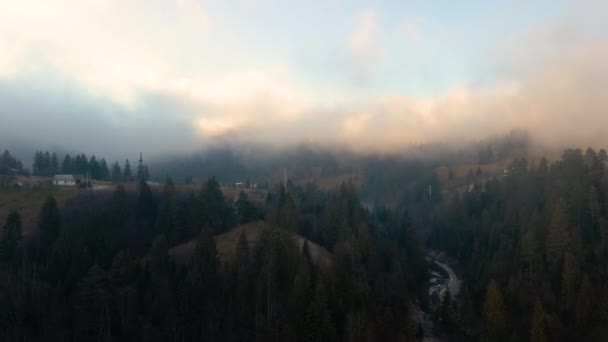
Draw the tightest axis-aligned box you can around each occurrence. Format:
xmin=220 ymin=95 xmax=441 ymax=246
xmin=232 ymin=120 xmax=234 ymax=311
xmin=0 ymin=175 xmax=426 ymax=341
xmin=430 ymin=148 xmax=608 ymax=341
xmin=3 ymin=145 xmax=608 ymax=341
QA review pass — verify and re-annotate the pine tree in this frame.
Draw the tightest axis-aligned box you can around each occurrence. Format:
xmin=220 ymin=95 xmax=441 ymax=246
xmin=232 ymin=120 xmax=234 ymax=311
xmin=234 ymin=230 xmax=252 ymax=338
xmin=146 ymin=235 xmax=174 ymax=326
xmin=43 ymin=151 xmax=51 ymax=176
xmin=484 ymin=280 xmax=505 ymax=340
xmin=111 ymin=162 xmax=122 ymax=183
xmin=546 ymin=200 xmax=570 ymax=266
xmin=50 ymin=152 xmax=58 ymax=175
xmin=201 ymin=177 xmax=231 ymax=232
xmin=561 ymin=251 xmax=580 ymax=309
xmin=304 ymin=278 xmax=336 ymax=342
xmin=155 ymin=178 xmax=177 ymax=243
xmin=457 ymin=285 xmax=476 ymax=333
xmin=123 ymin=159 xmax=132 ymax=179
xmin=137 ymin=153 xmax=146 ymax=181
xmin=520 ymin=228 xmax=541 ymax=276
xmin=89 ymin=155 xmax=100 ymax=179
xmin=99 ymin=159 xmax=110 ymax=180
xmin=576 ymin=274 xmax=594 ymax=327
xmin=38 ymin=195 xmax=61 ymax=251
xmin=290 ymin=248 xmax=312 ymax=336
xmin=62 ymin=154 xmax=73 ymax=174
xmin=110 ymin=185 xmax=129 ymax=223
xmin=1 ymin=210 xmax=22 ymax=262
xmin=530 ymin=298 xmax=546 ymax=342
xmin=279 ymin=194 xmax=297 ymax=232
xmin=136 ymin=178 xmax=157 ymax=229
xmin=236 ymin=191 xmax=257 ymax=223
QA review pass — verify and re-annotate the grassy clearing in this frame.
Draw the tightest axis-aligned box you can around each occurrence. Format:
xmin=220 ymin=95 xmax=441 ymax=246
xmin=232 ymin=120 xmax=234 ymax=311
xmin=0 ymin=185 xmax=78 ymax=236
xmin=169 ymin=221 xmax=333 ymax=269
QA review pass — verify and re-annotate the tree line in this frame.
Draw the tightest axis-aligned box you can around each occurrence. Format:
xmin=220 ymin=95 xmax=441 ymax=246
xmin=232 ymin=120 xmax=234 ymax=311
xmin=0 ymin=175 xmax=427 ymax=341
xmin=430 ymin=147 xmax=608 ymax=341
xmin=0 ymin=150 xmax=26 ymax=175
xmin=30 ymin=150 xmax=150 ymax=182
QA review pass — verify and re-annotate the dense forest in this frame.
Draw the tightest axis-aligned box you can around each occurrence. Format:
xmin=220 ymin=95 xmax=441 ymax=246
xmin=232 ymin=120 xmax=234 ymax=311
xmin=430 ymin=148 xmax=608 ymax=341
xmin=3 ymin=144 xmax=608 ymax=341
xmin=0 ymin=173 xmax=426 ymax=341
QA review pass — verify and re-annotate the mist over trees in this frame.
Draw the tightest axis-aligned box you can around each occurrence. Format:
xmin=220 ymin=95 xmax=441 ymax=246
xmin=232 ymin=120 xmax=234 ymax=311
xmin=3 ymin=135 xmax=608 ymax=341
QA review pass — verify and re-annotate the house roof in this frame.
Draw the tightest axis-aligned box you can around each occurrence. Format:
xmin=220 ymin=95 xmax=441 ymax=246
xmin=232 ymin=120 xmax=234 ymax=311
xmin=54 ymin=174 xmax=76 ymax=181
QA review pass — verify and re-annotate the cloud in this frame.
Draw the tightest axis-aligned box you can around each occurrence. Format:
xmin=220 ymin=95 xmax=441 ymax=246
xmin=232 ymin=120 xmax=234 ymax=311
xmin=0 ymin=0 xmax=607 ymax=160
xmin=400 ymin=17 xmax=426 ymax=41
xmin=348 ymin=10 xmax=384 ymax=83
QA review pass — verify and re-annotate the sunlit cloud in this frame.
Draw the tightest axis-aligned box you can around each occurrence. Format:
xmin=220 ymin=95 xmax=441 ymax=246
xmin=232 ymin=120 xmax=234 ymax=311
xmin=0 ymin=0 xmax=607 ymax=157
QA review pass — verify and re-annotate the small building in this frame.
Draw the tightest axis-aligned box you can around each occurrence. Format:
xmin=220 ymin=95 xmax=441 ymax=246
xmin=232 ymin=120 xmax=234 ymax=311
xmin=53 ymin=174 xmax=82 ymax=186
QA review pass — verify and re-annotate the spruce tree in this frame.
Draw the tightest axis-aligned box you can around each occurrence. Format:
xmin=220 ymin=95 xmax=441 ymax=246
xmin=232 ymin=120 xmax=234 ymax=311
xmin=546 ymin=200 xmax=570 ymax=266
xmin=111 ymin=162 xmax=122 ymax=183
xmin=123 ymin=159 xmax=132 ymax=179
xmin=38 ymin=195 xmax=61 ymax=251
xmin=484 ymin=280 xmax=505 ymax=340
xmin=1 ymin=210 xmax=22 ymax=262
xmin=155 ymin=178 xmax=177 ymax=243
xmin=136 ymin=178 xmax=157 ymax=229
xmin=530 ymin=298 xmax=546 ymax=342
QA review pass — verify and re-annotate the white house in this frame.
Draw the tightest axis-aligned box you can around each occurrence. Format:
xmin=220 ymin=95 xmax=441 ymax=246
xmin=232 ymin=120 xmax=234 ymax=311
xmin=53 ymin=174 xmax=82 ymax=186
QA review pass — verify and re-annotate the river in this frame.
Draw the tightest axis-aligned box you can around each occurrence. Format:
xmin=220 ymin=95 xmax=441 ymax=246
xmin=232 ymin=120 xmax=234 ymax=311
xmin=412 ymin=250 xmax=461 ymax=341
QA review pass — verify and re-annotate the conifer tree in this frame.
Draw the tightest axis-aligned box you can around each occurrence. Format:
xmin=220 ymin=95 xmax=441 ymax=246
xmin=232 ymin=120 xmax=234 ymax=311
xmin=304 ymin=278 xmax=336 ymax=342
xmin=279 ymin=194 xmax=297 ymax=232
xmin=38 ymin=195 xmax=61 ymax=251
xmin=484 ymin=280 xmax=505 ymax=340
xmin=546 ymin=200 xmax=570 ymax=266
xmin=576 ymin=274 xmax=594 ymax=327
xmin=1 ymin=210 xmax=22 ymax=262
xmin=111 ymin=162 xmax=122 ymax=183
xmin=155 ymin=178 xmax=177 ymax=243
xmin=136 ymin=178 xmax=157 ymax=229
xmin=530 ymin=298 xmax=546 ymax=342
xmin=123 ymin=159 xmax=132 ymax=179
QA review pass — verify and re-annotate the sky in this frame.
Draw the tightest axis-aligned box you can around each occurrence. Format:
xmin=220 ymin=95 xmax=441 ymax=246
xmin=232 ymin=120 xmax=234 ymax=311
xmin=0 ymin=0 xmax=607 ymax=159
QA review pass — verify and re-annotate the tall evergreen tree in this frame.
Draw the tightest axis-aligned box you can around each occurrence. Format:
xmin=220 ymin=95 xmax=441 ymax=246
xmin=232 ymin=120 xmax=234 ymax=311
xmin=304 ymin=278 xmax=336 ymax=342
xmin=1 ymin=210 xmax=22 ymax=262
xmin=123 ymin=159 xmax=132 ymax=179
xmin=50 ymin=152 xmax=58 ymax=175
xmin=546 ymin=200 xmax=570 ymax=266
xmin=111 ymin=162 xmax=122 ymax=183
xmin=37 ymin=195 xmax=61 ymax=252
xmin=236 ymin=191 xmax=257 ymax=223
xmin=155 ymin=178 xmax=177 ymax=243
xmin=530 ymin=298 xmax=547 ymax=342
xmin=484 ymin=280 xmax=505 ymax=340
xmin=136 ymin=178 xmax=157 ymax=230
xmin=576 ymin=274 xmax=594 ymax=327
xmin=62 ymin=154 xmax=73 ymax=174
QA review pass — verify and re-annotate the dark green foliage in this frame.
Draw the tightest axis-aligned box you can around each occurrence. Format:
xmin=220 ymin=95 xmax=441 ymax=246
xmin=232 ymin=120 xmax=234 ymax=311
xmin=155 ymin=178 xmax=178 ymax=243
xmin=1 ymin=210 xmax=22 ymax=262
xmin=38 ymin=195 xmax=61 ymax=251
xmin=111 ymin=162 xmax=122 ymax=182
xmin=484 ymin=280 xmax=505 ymax=340
xmin=123 ymin=159 xmax=131 ymax=178
xmin=200 ymin=177 xmax=235 ymax=233
xmin=236 ymin=191 xmax=258 ymax=223
xmin=431 ymin=147 xmax=608 ymax=341
xmin=530 ymin=298 xmax=547 ymax=342
xmin=0 ymin=149 xmax=24 ymax=175
xmin=136 ymin=178 xmax=157 ymax=227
